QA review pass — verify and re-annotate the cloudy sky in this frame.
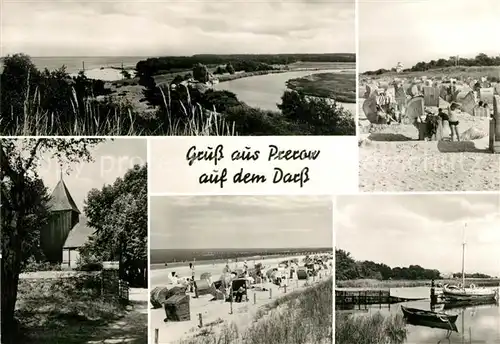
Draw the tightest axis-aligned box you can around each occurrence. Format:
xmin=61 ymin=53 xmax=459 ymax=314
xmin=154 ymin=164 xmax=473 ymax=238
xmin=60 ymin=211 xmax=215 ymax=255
xmin=33 ymin=138 xmax=147 ymax=212
xmin=150 ymin=196 xmax=332 ymax=250
xmin=335 ymin=194 xmax=500 ymax=276
xmin=2 ymin=0 xmax=354 ymax=56
xmin=359 ymin=0 xmax=500 ymax=72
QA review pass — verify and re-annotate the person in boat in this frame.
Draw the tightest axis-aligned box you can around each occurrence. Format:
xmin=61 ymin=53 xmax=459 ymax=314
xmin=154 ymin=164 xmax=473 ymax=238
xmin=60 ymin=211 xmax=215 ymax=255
xmin=448 ymin=103 xmax=461 ymax=141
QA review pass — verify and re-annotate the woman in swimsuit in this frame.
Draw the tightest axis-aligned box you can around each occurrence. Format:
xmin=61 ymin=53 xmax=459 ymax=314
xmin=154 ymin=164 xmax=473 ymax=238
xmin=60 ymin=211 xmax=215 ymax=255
xmin=448 ymin=103 xmax=460 ymax=141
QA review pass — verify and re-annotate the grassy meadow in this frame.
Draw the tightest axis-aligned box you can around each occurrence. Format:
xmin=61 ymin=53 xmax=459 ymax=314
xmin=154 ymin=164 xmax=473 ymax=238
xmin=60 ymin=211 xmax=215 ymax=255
xmin=286 ymin=72 xmax=356 ymax=103
xmin=177 ymin=278 xmax=333 ymax=344
xmin=14 ymin=274 xmax=147 ymax=343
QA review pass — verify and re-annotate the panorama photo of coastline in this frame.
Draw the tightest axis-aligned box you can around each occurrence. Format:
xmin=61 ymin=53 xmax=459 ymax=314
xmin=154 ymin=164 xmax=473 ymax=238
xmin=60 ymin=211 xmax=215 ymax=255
xmin=1 ymin=0 xmax=355 ymax=136
xmin=149 ymin=195 xmax=333 ymax=344
xmin=335 ymin=193 xmax=500 ymax=344
xmin=358 ymin=0 xmax=500 ymax=192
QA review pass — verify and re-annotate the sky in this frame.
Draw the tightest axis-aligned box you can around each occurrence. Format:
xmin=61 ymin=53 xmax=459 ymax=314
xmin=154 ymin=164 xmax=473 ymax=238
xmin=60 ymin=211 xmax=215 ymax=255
xmin=2 ymin=0 xmax=354 ymax=56
xmin=150 ymin=196 xmax=332 ymax=250
xmin=359 ymin=0 xmax=500 ymax=72
xmin=335 ymin=194 xmax=500 ymax=276
xmin=33 ymin=138 xmax=147 ymax=212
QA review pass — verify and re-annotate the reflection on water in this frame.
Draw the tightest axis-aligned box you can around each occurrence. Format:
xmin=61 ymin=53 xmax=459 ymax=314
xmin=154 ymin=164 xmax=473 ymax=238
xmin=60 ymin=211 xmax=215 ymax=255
xmin=213 ymin=69 xmax=355 ymax=113
xmin=361 ymin=297 xmax=500 ymax=343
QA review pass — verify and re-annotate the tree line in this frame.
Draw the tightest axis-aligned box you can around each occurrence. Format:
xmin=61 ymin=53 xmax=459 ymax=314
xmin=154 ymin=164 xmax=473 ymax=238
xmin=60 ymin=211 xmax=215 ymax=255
xmin=336 ymin=249 xmax=494 ymax=281
xmin=135 ymin=53 xmax=355 ymax=77
xmin=336 ymin=249 xmax=441 ymax=281
xmin=363 ymin=53 xmax=500 ymax=76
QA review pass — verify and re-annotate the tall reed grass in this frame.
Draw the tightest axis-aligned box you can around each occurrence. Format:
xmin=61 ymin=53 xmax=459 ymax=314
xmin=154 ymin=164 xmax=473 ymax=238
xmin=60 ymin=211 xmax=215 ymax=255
xmin=335 ymin=312 xmax=407 ymax=344
xmin=178 ymin=278 xmax=333 ymax=344
xmin=0 ymin=82 xmax=237 ymax=136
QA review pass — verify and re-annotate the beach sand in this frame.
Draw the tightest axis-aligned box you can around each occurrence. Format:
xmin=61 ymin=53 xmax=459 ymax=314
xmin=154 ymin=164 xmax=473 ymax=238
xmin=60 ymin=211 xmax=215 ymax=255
xmin=358 ymin=99 xmax=500 ymax=192
xmin=70 ymin=67 xmax=136 ymax=81
xmin=150 ymin=255 xmax=332 ymax=344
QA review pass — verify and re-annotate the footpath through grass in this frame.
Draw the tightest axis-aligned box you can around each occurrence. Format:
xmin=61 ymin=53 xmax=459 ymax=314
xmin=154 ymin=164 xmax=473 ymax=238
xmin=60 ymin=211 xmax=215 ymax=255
xmin=178 ymin=278 xmax=333 ymax=344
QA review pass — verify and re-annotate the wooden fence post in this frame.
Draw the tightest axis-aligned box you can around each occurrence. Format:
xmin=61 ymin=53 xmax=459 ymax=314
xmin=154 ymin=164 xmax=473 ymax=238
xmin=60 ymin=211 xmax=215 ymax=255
xmin=229 ymin=288 xmax=233 ymax=314
xmin=155 ymin=328 xmax=159 ymax=344
xmin=198 ymin=313 xmax=203 ymax=328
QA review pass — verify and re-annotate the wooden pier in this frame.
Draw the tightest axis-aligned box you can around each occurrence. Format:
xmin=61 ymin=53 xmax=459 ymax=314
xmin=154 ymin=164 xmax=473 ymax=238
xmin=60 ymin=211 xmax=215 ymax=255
xmin=336 ymin=289 xmax=391 ymax=306
xmin=336 ymin=289 xmax=426 ymax=308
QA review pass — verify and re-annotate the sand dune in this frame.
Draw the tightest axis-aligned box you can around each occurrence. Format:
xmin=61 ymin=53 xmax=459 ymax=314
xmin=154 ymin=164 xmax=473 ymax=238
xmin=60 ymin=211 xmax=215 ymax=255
xmin=150 ymin=255 xmax=332 ymax=344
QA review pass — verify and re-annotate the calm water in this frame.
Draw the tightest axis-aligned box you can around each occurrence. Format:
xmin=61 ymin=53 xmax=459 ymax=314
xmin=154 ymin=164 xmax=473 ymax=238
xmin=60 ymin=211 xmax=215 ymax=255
xmin=213 ymin=69 xmax=356 ymax=114
xmin=349 ymin=287 xmax=500 ymax=343
xmin=0 ymin=56 xmax=145 ymax=74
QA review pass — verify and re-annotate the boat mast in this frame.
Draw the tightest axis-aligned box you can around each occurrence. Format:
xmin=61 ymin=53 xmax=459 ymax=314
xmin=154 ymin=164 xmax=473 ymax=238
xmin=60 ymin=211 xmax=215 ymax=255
xmin=462 ymin=223 xmax=466 ymax=287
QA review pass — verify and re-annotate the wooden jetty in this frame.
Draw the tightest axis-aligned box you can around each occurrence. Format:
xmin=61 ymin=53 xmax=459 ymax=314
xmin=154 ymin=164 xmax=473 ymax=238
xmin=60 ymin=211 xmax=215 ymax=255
xmin=336 ymin=289 xmax=426 ymax=306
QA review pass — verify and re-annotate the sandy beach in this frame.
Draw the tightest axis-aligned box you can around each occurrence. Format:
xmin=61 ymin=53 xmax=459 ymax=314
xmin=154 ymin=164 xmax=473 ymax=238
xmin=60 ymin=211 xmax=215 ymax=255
xmin=358 ymin=97 xmax=500 ymax=192
xmin=69 ymin=67 xmax=136 ymax=81
xmin=150 ymin=254 xmax=332 ymax=344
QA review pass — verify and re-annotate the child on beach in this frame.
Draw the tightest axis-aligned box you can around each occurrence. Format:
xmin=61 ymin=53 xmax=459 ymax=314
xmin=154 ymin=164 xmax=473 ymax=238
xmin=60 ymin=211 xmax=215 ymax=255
xmin=448 ymin=103 xmax=460 ymax=141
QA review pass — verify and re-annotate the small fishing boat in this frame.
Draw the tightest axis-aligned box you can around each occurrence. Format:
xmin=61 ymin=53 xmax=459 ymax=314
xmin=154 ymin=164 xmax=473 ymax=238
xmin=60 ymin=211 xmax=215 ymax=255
xmin=401 ymin=306 xmax=459 ymax=324
xmin=404 ymin=316 xmax=458 ymax=332
xmin=443 ymin=284 xmax=497 ymax=302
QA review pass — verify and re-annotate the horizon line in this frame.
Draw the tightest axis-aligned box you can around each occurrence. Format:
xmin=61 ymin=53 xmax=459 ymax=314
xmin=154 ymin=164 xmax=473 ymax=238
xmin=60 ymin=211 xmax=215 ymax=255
xmin=152 ymin=247 xmax=333 ymax=250
xmin=0 ymin=52 xmax=356 ymax=59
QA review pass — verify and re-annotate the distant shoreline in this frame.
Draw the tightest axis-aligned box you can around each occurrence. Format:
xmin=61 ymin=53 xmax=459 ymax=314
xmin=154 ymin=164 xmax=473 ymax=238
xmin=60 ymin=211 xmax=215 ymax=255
xmin=150 ymin=249 xmax=332 ymax=270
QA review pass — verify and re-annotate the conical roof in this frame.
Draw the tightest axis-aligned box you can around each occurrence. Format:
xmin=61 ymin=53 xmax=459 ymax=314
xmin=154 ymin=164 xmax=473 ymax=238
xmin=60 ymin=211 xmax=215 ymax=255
xmin=48 ymin=178 xmax=81 ymax=213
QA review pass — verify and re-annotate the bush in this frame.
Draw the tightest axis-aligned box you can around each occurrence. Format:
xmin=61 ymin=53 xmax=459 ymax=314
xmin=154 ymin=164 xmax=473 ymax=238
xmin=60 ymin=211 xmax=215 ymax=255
xmin=278 ymin=90 xmax=355 ymax=135
xmin=77 ymin=262 xmax=103 ymax=272
xmin=22 ymin=259 xmax=62 ymax=273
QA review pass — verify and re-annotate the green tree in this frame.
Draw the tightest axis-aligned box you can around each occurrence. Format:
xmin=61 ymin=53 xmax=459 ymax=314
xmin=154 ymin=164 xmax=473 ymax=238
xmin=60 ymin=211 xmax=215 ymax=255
xmin=171 ymin=75 xmax=185 ymax=85
xmin=278 ymin=90 xmax=355 ymax=135
xmin=80 ymin=164 xmax=147 ymax=286
xmin=0 ymin=54 xmax=41 ymax=128
xmin=226 ymin=63 xmax=235 ymax=75
xmin=0 ymin=138 xmax=104 ymax=343
xmin=121 ymin=70 xmax=132 ymax=79
xmin=192 ymin=63 xmax=210 ymax=83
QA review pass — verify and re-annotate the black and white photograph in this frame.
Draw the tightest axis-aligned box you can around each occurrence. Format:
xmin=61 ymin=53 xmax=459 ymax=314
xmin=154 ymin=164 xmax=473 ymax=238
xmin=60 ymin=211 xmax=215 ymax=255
xmin=0 ymin=138 xmax=148 ymax=343
xmin=149 ymin=195 xmax=333 ymax=344
xmin=335 ymin=193 xmax=500 ymax=344
xmin=1 ymin=0 xmax=355 ymax=136
xmin=358 ymin=0 xmax=500 ymax=192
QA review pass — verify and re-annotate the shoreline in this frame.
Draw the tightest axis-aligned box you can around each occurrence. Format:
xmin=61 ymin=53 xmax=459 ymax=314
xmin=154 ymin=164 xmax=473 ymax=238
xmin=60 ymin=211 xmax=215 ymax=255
xmin=336 ymin=278 xmax=500 ymax=289
xmin=150 ymin=250 xmax=328 ymax=270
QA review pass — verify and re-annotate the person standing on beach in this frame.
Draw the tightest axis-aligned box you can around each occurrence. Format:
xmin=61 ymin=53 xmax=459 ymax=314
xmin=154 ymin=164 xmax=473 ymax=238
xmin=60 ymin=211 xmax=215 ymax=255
xmin=448 ymin=103 xmax=461 ymax=141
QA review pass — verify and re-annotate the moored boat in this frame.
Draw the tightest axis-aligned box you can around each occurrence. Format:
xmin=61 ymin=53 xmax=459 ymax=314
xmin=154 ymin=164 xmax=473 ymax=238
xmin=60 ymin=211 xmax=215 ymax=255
xmin=442 ymin=284 xmax=497 ymax=301
xmin=442 ymin=222 xmax=498 ymax=302
xmin=405 ymin=316 xmax=458 ymax=332
xmin=401 ymin=305 xmax=458 ymax=324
